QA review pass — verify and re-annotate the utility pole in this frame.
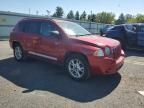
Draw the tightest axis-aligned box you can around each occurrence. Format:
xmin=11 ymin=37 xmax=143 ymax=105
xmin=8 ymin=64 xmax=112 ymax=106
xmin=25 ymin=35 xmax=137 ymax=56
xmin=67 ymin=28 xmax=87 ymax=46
xmin=46 ymin=10 xmax=50 ymax=17
xmin=89 ymin=10 xmax=92 ymax=32
xmin=29 ymin=8 xmax=31 ymax=16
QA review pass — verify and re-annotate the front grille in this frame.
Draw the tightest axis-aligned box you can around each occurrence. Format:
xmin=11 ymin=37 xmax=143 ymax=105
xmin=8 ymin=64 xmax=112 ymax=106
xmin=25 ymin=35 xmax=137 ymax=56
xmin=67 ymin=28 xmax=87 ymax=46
xmin=112 ymin=45 xmax=121 ymax=59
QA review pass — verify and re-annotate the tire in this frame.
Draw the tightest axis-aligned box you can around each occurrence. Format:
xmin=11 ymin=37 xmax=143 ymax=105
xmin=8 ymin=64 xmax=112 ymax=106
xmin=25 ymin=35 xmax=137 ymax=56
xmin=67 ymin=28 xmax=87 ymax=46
xmin=100 ymin=31 xmax=103 ymax=36
xmin=14 ymin=44 xmax=27 ymax=61
xmin=65 ymin=54 xmax=90 ymax=81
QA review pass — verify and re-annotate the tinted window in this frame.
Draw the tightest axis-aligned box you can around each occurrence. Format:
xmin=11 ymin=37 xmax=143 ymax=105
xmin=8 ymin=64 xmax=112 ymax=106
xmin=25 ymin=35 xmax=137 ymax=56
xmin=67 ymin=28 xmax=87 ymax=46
xmin=19 ymin=21 xmax=40 ymax=34
xmin=139 ymin=25 xmax=144 ymax=32
xmin=111 ymin=26 xmax=124 ymax=31
xmin=40 ymin=22 xmax=57 ymax=36
xmin=125 ymin=25 xmax=137 ymax=32
xmin=125 ymin=25 xmax=133 ymax=31
xmin=111 ymin=26 xmax=117 ymax=30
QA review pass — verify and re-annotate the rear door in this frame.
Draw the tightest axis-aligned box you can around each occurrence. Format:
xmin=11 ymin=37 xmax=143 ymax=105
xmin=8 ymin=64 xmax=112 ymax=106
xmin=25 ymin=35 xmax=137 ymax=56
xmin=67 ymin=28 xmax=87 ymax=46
xmin=18 ymin=21 xmax=41 ymax=52
xmin=137 ymin=25 xmax=144 ymax=46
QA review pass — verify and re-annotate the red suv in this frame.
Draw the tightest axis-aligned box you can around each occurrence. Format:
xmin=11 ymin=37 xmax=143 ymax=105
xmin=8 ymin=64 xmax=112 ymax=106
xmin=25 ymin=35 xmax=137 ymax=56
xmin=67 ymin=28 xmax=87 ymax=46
xmin=9 ymin=18 xmax=125 ymax=80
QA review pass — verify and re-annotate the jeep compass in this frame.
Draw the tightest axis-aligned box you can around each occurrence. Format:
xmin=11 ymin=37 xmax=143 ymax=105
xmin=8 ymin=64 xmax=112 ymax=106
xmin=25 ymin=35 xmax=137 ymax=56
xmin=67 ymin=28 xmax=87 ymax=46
xmin=9 ymin=18 xmax=125 ymax=80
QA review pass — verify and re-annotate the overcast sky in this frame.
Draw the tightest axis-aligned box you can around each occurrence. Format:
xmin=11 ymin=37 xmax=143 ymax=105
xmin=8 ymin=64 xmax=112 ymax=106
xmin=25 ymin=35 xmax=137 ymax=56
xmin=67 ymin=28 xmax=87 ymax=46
xmin=0 ymin=0 xmax=144 ymax=18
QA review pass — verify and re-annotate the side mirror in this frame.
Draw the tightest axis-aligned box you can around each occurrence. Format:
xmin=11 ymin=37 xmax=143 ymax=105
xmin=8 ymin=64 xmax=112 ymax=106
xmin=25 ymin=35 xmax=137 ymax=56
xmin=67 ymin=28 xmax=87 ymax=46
xmin=133 ymin=27 xmax=137 ymax=32
xmin=50 ymin=31 xmax=60 ymax=37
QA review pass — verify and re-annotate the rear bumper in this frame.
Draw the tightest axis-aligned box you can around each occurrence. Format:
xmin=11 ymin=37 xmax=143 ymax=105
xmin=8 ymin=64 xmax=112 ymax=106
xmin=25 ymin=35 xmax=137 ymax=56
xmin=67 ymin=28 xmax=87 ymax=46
xmin=88 ymin=51 xmax=125 ymax=75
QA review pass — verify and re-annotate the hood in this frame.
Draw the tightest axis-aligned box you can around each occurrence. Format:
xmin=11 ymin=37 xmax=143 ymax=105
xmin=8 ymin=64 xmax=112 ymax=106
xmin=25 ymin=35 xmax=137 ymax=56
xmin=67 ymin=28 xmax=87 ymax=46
xmin=71 ymin=35 xmax=120 ymax=48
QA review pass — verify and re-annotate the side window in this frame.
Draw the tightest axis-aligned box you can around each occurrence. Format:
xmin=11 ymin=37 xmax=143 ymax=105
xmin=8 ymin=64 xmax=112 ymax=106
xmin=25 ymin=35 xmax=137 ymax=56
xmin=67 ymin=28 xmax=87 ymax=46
xmin=111 ymin=26 xmax=120 ymax=30
xmin=40 ymin=22 xmax=56 ymax=36
xmin=27 ymin=22 xmax=40 ymax=34
xmin=125 ymin=25 xmax=137 ymax=32
xmin=111 ymin=27 xmax=116 ymax=30
xmin=139 ymin=26 xmax=144 ymax=32
xmin=125 ymin=25 xmax=133 ymax=31
xmin=19 ymin=21 xmax=40 ymax=34
xmin=18 ymin=22 xmax=26 ymax=32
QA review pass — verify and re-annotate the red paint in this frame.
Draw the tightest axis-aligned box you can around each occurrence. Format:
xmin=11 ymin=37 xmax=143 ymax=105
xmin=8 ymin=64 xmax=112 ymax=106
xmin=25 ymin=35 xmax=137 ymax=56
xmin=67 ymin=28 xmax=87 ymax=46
xmin=9 ymin=18 xmax=125 ymax=75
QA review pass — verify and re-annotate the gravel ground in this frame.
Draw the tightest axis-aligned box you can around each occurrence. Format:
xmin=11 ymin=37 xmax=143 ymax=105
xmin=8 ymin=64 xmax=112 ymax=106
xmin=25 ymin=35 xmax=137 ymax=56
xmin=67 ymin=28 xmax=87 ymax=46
xmin=0 ymin=41 xmax=144 ymax=108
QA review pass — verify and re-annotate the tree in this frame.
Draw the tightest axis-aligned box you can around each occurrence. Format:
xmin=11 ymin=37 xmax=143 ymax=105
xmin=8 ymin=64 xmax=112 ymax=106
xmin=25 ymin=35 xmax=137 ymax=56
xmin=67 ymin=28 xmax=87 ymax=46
xmin=125 ymin=14 xmax=136 ymax=23
xmin=95 ymin=12 xmax=115 ymax=24
xmin=136 ymin=14 xmax=144 ymax=23
xmin=80 ymin=11 xmax=87 ymax=21
xmin=67 ymin=10 xmax=74 ymax=19
xmin=125 ymin=14 xmax=133 ymax=22
xmin=126 ymin=14 xmax=144 ymax=23
xmin=127 ymin=17 xmax=137 ymax=23
xmin=75 ymin=11 xmax=80 ymax=20
xmin=115 ymin=13 xmax=126 ymax=25
xmin=88 ymin=14 xmax=96 ymax=22
xmin=52 ymin=6 xmax=64 ymax=18
xmin=52 ymin=13 xmax=57 ymax=17
xmin=87 ymin=15 xmax=91 ymax=21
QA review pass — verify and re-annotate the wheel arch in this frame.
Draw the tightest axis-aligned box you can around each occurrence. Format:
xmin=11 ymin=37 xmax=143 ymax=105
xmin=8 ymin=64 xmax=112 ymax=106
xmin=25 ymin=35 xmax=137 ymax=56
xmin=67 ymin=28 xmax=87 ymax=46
xmin=64 ymin=51 xmax=89 ymax=65
xmin=12 ymin=41 xmax=21 ymax=49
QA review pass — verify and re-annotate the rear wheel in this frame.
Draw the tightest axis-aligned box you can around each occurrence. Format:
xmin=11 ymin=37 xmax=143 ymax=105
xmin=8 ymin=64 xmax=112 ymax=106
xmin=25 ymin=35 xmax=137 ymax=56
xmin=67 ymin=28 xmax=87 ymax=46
xmin=14 ymin=44 xmax=27 ymax=61
xmin=65 ymin=54 xmax=90 ymax=80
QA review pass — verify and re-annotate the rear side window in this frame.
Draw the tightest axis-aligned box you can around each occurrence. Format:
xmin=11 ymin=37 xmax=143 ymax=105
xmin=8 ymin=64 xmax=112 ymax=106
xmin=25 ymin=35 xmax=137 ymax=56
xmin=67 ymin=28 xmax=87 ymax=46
xmin=19 ymin=21 xmax=40 ymax=34
xmin=112 ymin=26 xmax=124 ymax=31
xmin=111 ymin=26 xmax=118 ymax=30
xmin=40 ymin=22 xmax=56 ymax=36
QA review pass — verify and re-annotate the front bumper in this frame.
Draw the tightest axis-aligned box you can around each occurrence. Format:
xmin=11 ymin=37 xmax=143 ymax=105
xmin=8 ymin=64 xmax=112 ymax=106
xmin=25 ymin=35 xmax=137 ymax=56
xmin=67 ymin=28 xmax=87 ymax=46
xmin=88 ymin=51 xmax=125 ymax=75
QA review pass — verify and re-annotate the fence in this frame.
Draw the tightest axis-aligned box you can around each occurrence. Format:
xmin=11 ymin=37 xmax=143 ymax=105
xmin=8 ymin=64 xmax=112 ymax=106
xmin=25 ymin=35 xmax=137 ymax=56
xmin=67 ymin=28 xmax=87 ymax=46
xmin=0 ymin=11 xmax=106 ymax=38
xmin=74 ymin=21 xmax=105 ymax=34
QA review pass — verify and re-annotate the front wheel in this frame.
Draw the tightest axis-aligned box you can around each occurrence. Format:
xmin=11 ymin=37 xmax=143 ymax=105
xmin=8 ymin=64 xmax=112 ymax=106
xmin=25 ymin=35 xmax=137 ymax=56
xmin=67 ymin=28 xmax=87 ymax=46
xmin=119 ymin=39 xmax=127 ymax=51
xmin=65 ymin=54 xmax=90 ymax=81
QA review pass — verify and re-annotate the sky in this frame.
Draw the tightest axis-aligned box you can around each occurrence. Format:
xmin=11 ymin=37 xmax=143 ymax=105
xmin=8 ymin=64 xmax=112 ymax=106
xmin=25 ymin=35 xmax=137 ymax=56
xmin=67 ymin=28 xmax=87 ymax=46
xmin=0 ymin=0 xmax=144 ymax=18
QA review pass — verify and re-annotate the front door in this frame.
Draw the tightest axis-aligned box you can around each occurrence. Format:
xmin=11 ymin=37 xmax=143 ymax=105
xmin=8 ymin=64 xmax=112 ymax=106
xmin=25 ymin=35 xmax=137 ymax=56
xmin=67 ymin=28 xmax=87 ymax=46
xmin=125 ymin=25 xmax=137 ymax=47
xmin=137 ymin=25 xmax=144 ymax=47
xmin=37 ymin=21 xmax=62 ymax=61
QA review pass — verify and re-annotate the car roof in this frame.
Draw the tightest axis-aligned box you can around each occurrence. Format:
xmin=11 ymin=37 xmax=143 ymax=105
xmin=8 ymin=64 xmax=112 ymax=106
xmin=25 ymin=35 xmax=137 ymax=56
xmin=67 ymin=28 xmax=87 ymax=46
xmin=22 ymin=17 xmax=52 ymax=21
xmin=21 ymin=17 xmax=72 ymax=24
xmin=114 ymin=23 xmax=144 ymax=27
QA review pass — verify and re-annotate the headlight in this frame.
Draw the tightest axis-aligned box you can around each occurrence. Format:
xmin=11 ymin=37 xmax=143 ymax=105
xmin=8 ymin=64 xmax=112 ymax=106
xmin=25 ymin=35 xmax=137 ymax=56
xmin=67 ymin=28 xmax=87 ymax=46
xmin=105 ymin=47 xmax=111 ymax=56
xmin=93 ymin=48 xmax=104 ymax=57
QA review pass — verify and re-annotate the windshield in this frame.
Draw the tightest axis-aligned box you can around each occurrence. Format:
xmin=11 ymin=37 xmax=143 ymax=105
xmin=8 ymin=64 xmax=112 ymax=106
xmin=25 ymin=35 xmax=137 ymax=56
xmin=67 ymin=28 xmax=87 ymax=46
xmin=57 ymin=21 xmax=91 ymax=37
